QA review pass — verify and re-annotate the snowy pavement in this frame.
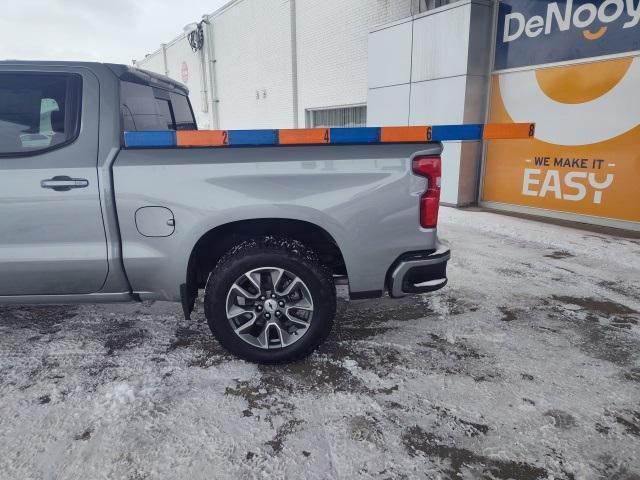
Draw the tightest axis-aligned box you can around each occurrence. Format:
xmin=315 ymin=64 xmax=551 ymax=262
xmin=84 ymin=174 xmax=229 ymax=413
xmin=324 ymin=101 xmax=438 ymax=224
xmin=1 ymin=207 xmax=639 ymax=479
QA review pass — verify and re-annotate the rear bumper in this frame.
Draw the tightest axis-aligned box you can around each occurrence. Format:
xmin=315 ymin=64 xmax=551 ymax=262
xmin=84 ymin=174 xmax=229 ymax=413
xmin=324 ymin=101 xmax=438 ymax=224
xmin=388 ymin=243 xmax=450 ymax=298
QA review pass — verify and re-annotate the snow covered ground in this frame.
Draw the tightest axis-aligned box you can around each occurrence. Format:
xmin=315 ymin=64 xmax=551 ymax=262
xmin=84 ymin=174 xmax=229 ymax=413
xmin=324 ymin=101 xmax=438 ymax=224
xmin=1 ymin=207 xmax=639 ymax=480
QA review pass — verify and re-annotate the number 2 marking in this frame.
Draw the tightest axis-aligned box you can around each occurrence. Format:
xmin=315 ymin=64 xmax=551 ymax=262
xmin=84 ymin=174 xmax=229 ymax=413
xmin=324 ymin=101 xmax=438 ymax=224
xmin=222 ymin=131 xmax=229 ymax=145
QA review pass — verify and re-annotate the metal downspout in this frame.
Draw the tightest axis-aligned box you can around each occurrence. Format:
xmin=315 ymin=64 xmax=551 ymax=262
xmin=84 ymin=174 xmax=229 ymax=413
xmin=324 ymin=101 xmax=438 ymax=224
xmin=203 ymin=16 xmax=221 ymax=129
xmin=199 ymin=40 xmax=209 ymax=116
xmin=290 ymin=0 xmax=299 ymax=128
xmin=161 ymin=43 xmax=169 ymax=76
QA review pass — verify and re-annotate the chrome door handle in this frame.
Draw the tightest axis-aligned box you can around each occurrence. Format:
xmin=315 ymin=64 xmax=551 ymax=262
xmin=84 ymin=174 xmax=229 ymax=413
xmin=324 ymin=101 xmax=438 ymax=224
xmin=41 ymin=176 xmax=89 ymax=192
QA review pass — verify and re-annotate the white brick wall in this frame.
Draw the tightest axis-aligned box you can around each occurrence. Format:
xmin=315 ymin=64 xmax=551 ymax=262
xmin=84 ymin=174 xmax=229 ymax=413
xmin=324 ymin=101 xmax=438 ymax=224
xmin=296 ymin=0 xmax=412 ymax=125
xmin=135 ymin=0 xmax=414 ymax=129
xmin=137 ymin=51 xmax=165 ymax=76
xmin=213 ymin=0 xmax=295 ymax=129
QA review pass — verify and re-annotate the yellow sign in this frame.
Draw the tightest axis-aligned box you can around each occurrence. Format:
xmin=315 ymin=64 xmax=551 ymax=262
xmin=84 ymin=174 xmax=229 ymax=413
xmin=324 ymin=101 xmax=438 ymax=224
xmin=483 ymin=55 xmax=640 ymax=224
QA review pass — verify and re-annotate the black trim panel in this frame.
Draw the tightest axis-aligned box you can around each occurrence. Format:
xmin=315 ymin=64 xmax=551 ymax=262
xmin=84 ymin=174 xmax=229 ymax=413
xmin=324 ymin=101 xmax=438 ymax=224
xmin=386 ymin=248 xmax=450 ymax=297
xmin=349 ymin=290 xmax=383 ymax=300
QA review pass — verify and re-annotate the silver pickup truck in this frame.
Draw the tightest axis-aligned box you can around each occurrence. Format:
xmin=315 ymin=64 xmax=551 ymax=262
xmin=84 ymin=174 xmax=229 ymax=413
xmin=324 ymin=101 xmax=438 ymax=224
xmin=0 ymin=61 xmax=449 ymax=363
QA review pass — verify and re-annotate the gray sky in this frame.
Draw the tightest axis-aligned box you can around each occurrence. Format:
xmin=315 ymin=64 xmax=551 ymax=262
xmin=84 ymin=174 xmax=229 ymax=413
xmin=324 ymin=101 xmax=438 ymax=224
xmin=0 ymin=0 xmax=229 ymax=64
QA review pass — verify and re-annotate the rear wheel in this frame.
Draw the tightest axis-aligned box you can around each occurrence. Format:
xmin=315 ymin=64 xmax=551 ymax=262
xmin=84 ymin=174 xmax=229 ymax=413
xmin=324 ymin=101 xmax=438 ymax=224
xmin=204 ymin=237 xmax=336 ymax=363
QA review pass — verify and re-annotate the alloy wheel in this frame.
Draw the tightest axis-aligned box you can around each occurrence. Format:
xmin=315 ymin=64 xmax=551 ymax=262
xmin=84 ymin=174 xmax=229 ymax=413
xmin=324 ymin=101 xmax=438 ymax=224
xmin=225 ymin=267 xmax=314 ymax=349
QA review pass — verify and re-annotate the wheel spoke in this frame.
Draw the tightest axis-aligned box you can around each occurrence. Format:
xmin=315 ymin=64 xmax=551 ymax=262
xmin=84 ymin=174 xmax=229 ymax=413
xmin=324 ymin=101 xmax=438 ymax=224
xmin=234 ymin=313 xmax=257 ymax=334
xmin=270 ymin=269 xmax=284 ymax=293
xmin=231 ymin=282 xmax=259 ymax=300
xmin=257 ymin=322 xmax=271 ymax=348
xmin=285 ymin=309 xmax=310 ymax=327
xmin=279 ymin=277 xmax=302 ymax=296
xmin=228 ymin=305 xmax=254 ymax=318
xmin=272 ymin=322 xmax=294 ymax=347
xmin=245 ymin=273 xmax=262 ymax=295
xmin=289 ymin=297 xmax=313 ymax=310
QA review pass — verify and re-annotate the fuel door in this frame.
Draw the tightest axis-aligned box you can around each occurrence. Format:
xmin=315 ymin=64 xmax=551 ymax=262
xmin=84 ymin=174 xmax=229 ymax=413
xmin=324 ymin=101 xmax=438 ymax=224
xmin=135 ymin=206 xmax=175 ymax=237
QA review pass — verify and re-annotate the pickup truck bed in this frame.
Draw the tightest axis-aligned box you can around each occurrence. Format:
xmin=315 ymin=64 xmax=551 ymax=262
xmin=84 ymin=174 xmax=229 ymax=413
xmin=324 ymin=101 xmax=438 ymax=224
xmin=114 ymin=143 xmax=445 ymax=303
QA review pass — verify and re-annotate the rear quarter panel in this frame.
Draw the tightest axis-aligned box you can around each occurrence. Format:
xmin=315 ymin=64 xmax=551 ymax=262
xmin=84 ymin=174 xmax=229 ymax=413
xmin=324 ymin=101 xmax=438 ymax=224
xmin=113 ymin=143 xmax=442 ymax=300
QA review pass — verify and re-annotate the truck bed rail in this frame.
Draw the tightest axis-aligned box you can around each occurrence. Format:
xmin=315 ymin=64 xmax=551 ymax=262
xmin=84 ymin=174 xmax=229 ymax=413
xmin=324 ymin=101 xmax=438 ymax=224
xmin=123 ymin=123 xmax=535 ymax=149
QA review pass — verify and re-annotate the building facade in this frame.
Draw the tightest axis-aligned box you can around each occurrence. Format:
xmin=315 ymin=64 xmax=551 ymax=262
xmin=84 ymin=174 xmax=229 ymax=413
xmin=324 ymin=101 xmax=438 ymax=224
xmin=136 ymin=0 xmax=639 ymax=230
xmin=136 ymin=0 xmax=424 ymax=130
xmin=367 ymin=0 xmax=493 ymax=206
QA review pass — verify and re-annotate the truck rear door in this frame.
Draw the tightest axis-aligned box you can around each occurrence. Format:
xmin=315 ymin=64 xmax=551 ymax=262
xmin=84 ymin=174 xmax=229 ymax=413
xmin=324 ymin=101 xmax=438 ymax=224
xmin=0 ymin=66 xmax=108 ymax=296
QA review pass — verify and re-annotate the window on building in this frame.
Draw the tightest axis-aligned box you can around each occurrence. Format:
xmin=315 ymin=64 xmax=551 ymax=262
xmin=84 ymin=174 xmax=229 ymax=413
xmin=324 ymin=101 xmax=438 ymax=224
xmin=306 ymin=105 xmax=367 ymax=128
xmin=0 ymin=73 xmax=82 ymax=156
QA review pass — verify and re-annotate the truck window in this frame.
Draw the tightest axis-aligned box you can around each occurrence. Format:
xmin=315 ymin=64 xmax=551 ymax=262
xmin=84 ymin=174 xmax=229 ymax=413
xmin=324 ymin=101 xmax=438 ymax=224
xmin=155 ymin=98 xmax=174 ymax=130
xmin=121 ymin=81 xmax=196 ymax=132
xmin=0 ymin=73 xmax=82 ymax=156
xmin=121 ymin=82 xmax=166 ymax=131
xmin=170 ymin=92 xmax=197 ymax=130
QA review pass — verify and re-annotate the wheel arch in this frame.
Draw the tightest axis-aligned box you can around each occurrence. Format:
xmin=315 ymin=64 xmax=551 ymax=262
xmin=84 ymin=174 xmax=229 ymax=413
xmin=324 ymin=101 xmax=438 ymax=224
xmin=181 ymin=218 xmax=347 ymax=319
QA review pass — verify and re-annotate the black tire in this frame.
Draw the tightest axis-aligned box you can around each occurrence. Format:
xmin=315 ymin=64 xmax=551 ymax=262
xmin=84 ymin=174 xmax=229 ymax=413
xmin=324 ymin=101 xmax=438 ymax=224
xmin=204 ymin=236 xmax=336 ymax=364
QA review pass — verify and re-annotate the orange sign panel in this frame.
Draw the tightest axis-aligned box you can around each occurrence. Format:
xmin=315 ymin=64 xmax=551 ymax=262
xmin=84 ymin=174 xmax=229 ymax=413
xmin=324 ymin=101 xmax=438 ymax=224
xmin=279 ymin=128 xmax=330 ymax=145
xmin=483 ymin=123 xmax=535 ymax=140
xmin=380 ymin=126 xmax=432 ymax=143
xmin=482 ymin=56 xmax=640 ymax=224
xmin=176 ymin=130 xmax=228 ymax=147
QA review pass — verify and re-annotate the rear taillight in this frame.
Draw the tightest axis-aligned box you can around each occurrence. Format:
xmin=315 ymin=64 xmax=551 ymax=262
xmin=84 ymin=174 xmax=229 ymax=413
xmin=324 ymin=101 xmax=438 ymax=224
xmin=412 ymin=155 xmax=441 ymax=229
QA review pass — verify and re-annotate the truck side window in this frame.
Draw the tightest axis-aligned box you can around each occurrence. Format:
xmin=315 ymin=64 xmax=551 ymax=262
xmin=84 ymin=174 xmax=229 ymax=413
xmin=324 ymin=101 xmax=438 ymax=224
xmin=170 ymin=93 xmax=197 ymax=130
xmin=0 ymin=73 xmax=82 ymax=156
xmin=121 ymin=82 xmax=196 ymax=131
xmin=155 ymin=98 xmax=174 ymax=130
xmin=121 ymin=82 xmax=166 ymax=131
